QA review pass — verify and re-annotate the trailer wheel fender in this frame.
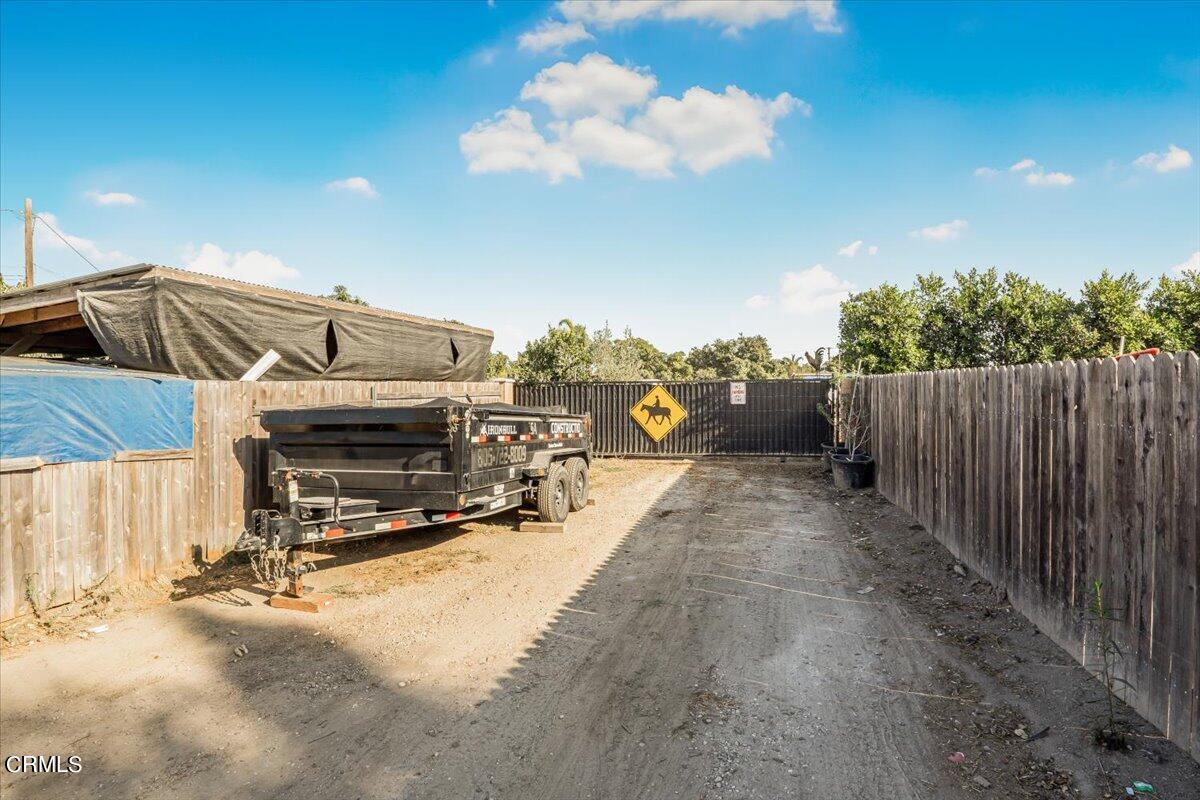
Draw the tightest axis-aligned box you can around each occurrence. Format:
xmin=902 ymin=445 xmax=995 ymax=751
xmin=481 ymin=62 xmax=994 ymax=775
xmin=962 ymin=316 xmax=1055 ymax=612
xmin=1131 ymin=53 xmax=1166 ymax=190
xmin=525 ymin=447 xmax=588 ymax=476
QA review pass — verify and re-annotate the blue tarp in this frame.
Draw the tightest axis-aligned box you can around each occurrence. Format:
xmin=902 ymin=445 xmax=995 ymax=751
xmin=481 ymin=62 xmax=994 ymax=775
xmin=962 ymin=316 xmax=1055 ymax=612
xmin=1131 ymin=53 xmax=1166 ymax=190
xmin=0 ymin=358 xmax=194 ymax=464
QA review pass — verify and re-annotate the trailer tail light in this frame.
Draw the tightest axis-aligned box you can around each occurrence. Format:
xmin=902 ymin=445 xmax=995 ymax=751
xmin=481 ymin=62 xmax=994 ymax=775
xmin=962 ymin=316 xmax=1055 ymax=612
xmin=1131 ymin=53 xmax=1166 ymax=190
xmin=324 ymin=527 xmax=345 ymax=539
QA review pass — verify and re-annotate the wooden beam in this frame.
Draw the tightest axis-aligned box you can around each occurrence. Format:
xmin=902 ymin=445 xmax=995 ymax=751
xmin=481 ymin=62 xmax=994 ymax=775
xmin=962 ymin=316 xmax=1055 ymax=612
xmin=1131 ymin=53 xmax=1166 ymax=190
xmin=12 ymin=315 xmax=86 ymax=335
xmin=0 ymin=456 xmax=44 ymax=474
xmin=113 ymin=449 xmax=193 ymax=463
xmin=0 ymin=300 xmax=80 ymax=328
xmin=0 ymin=264 xmax=152 ymax=315
xmin=2 ymin=334 xmax=41 ymax=357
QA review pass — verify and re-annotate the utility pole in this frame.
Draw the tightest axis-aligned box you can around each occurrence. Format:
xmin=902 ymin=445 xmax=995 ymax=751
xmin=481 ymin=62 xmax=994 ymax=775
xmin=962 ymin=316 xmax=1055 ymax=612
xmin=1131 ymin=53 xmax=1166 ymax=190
xmin=23 ymin=197 xmax=34 ymax=287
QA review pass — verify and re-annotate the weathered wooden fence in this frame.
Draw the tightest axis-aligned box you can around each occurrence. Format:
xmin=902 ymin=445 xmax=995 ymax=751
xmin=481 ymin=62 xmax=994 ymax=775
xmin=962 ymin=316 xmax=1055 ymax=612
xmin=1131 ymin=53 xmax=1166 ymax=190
xmin=860 ymin=354 xmax=1199 ymax=759
xmin=0 ymin=379 xmax=508 ymax=621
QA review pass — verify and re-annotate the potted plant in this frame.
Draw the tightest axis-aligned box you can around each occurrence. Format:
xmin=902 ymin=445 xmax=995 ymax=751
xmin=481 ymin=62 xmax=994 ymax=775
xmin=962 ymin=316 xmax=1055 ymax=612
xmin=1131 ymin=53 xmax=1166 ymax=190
xmin=814 ymin=349 xmax=848 ymax=473
xmin=829 ymin=364 xmax=874 ymax=490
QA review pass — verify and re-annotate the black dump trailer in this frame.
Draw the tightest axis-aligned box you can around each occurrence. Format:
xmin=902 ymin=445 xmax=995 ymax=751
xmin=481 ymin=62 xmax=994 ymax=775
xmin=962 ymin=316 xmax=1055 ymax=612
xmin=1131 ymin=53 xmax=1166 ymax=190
xmin=234 ymin=398 xmax=592 ymax=560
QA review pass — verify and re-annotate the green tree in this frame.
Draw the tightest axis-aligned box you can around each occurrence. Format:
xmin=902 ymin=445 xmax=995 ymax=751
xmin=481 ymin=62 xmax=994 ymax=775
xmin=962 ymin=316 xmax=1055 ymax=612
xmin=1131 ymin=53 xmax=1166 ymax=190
xmin=993 ymin=273 xmax=1086 ymax=363
xmin=1148 ymin=271 xmax=1200 ymax=353
xmin=914 ymin=268 xmax=1005 ymax=368
xmin=779 ymin=354 xmax=802 ymax=377
xmin=591 ymin=325 xmax=648 ymax=380
xmin=914 ymin=269 xmax=1086 ymax=367
xmin=1079 ymin=270 xmax=1163 ymax=355
xmin=686 ymin=334 xmax=782 ymax=379
xmin=326 ymin=285 xmax=368 ymax=306
xmin=620 ymin=335 xmax=693 ymax=380
xmin=486 ymin=351 xmax=513 ymax=379
xmin=837 ymin=284 xmax=924 ymax=374
xmin=913 ymin=273 xmax=953 ymax=369
xmin=514 ymin=319 xmax=593 ymax=382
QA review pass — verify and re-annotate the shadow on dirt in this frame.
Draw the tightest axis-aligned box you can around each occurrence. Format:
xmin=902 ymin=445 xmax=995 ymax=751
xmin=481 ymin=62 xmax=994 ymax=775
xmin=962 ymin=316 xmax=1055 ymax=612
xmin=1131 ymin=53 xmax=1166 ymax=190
xmin=3 ymin=461 xmax=697 ymax=799
xmin=168 ymin=507 xmax=523 ymax=604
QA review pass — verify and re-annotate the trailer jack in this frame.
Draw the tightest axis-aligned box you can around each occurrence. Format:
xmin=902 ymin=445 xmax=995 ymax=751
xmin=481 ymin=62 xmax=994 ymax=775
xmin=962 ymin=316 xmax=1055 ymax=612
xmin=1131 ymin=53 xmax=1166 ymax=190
xmin=266 ymin=548 xmax=334 ymax=614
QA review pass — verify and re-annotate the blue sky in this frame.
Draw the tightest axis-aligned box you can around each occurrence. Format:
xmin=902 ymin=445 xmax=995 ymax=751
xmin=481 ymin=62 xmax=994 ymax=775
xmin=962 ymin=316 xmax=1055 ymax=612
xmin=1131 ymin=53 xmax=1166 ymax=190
xmin=2 ymin=1 xmax=1197 ymax=357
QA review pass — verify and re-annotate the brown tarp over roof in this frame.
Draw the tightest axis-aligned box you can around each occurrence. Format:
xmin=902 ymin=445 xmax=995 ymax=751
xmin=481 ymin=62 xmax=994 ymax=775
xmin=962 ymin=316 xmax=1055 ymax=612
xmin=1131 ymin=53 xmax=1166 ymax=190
xmin=1 ymin=265 xmax=493 ymax=381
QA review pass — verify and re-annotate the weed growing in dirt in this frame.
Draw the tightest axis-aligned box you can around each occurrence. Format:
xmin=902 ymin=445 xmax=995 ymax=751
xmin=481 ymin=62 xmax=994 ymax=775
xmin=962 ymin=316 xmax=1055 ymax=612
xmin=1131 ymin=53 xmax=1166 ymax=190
xmin=1086 ymin=580 xmax=1131 ymax=750
xmin=23 ymin=573 xmax=43 ymax=617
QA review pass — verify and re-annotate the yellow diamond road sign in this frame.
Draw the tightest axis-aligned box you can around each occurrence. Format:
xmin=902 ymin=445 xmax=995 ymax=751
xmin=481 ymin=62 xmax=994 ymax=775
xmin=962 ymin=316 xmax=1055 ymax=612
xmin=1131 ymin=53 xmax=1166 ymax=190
xmin=631 ymin=384 xmax=688 ymax=443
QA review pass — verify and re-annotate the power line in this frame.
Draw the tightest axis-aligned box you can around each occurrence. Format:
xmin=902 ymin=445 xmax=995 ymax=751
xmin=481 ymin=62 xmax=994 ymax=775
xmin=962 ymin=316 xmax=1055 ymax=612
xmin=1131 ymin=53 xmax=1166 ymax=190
xmin=2 ymin=208 xmax=103 ymax=274
xmin=32 ymin=213 xmax=101 ymax=273
xmin=0 ymin=262 xmax=61 ymax=276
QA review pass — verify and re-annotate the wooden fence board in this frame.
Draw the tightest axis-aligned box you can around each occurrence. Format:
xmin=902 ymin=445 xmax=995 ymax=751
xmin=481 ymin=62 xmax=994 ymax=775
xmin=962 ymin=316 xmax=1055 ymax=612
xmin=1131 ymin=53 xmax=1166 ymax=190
xmin=1177 ymin=354 xmax=1199 ymax=754
xmin=862 ymin=355 xmax=1198 ymax=760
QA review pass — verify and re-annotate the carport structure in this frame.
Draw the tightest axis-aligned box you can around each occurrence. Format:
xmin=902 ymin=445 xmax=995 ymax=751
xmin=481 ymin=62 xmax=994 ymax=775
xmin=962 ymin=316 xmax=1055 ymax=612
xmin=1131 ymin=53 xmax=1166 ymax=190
xmin=0 ymin=264 xmax=493 ymax=381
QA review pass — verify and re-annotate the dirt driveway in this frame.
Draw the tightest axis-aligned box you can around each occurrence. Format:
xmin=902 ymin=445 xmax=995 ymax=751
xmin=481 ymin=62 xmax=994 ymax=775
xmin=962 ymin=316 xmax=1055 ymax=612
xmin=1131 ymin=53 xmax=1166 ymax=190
xmin=2 ymin=459 xmax=1195 ymax=799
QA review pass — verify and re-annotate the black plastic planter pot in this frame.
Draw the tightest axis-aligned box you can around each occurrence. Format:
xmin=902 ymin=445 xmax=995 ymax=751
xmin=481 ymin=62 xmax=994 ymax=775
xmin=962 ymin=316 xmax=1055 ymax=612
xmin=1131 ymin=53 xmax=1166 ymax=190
xmin=821 ymin=443 xmax=849 ymax=473
xmin=830 ymin=453 xmax=875 ymax=490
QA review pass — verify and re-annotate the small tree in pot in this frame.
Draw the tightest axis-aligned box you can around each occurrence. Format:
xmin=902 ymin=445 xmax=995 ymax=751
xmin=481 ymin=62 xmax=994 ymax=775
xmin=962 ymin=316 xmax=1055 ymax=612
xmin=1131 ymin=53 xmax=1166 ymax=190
xmin=816 ymin=350 xmax=849 ymax=472
xmin=830 ymin=363 xmax=875 ymax=489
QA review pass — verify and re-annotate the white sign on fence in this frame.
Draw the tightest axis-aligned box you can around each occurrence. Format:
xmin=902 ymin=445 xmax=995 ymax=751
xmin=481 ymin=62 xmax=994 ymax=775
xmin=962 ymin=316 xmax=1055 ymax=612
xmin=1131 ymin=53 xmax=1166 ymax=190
xmin=729 ymin=382 xmax=746 ymax=405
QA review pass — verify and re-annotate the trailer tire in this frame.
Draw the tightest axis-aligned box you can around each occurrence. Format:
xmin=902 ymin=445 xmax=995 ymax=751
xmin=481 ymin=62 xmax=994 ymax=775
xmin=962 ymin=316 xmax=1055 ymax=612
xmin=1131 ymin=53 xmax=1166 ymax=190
xmin=566 ymin=457 xmax=589 ymax=511
xmin=536 ymin=462 xmax=570 ymax=523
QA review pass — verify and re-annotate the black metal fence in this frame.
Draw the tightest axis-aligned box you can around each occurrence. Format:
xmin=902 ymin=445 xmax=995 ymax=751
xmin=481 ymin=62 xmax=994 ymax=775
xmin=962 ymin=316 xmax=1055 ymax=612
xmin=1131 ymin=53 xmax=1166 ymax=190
xmin=515 ymin=379 xmax=831 ymax=456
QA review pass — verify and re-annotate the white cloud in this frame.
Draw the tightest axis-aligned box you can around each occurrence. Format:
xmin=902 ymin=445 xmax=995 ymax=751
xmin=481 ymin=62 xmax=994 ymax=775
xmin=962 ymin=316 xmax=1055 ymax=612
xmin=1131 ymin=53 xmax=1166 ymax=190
xmin=837 ymin=239 xmax=863 ymax=257
xmin=182 ymin=242 xmax=299 ymax=284
xmin=34 ymin=212 xmax=128 ymax=265
xmin=910 ymin=219 xmax=967 ymax=242
xmin=633 ymin=86 xmax=804 ymax=174
xmin=520 ymin=53 xmax=656 ymax=119
xmin=1134 ymin=144 xmax=1193 ymax=174
xmin=558 ymin=0 xmax=843 ymax=34
xmin=1172 ymin=251 xmax=1200 ymax=274
xmin=867 ymin=245 xmax=879 ymax=256
xmin=1024 ymin=170 xmax=1075 ymax=187
xmin=464 ymin=52 xmax=806 ymax=181
xmin=518 ymin=20 xmax=594 ymax=53
xmin=459 ymin=108 xmax=582 ymax=184
xmin=745 ymin=293 xmax=772 ymax=309
xmin=85 ymin=190 xmax=140 ymax=206
xmin=551 ymin=116 xmax=675 ymax=177
xmin=558 ymin=0 xmax=665 ymax=27
xmin=980 ymin=160 xmax=1074 ymax=187
xmin=778 ymin=264 xmax=854 ymax=313
xmin=325 ymin=176 xmax=379 ymax=197
xmin=662 ymin=0 xmax=841 ymax=34
xmin=472 ymin=47 xmax=500 ymax=67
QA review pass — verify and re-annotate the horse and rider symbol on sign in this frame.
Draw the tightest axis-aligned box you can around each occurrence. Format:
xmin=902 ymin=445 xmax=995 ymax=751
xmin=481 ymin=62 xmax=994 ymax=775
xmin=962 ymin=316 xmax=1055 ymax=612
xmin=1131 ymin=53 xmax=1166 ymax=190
xmin=630 ymin=385 xmax=688 ymax=442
